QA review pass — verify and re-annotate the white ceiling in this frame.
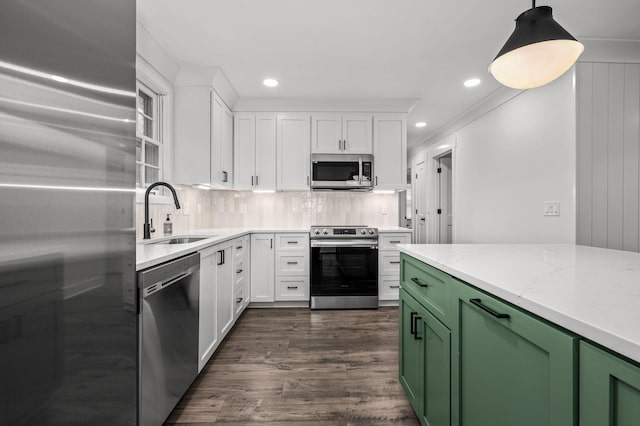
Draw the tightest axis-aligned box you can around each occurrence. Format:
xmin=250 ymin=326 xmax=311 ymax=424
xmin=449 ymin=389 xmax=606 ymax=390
xmin=137 ymin=0 xmax=640 ymax=147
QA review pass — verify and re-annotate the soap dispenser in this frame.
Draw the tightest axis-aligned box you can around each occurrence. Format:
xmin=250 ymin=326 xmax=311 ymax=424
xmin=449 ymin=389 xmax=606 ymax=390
xmin=163 ymin=214 xmax=173 ymax=236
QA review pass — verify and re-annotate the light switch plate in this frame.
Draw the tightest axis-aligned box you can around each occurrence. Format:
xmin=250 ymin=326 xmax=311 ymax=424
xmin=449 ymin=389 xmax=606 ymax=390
xmin=544 ymin=201 xmax=560 ymax=216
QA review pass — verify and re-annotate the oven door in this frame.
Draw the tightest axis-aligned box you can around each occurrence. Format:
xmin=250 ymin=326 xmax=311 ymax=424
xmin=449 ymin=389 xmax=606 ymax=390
xmin=310 ymin=241 xmax=378 ymax=297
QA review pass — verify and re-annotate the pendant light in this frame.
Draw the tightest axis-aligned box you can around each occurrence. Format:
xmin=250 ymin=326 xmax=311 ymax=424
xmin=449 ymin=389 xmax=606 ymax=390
xmin=489 ymin=1 xmax=584 ymax=89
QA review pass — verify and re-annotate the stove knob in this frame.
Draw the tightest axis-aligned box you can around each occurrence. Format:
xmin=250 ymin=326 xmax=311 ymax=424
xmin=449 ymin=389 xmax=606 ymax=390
xmin=368 ymin=229 xmax=375 ymax=235
xmin=360 ymin=229 xmax=366 ymax=235
xmin=314 ymin=230 xmax=320 ymax=235
xmin=323 ymin=229 xmax=329 ymax=235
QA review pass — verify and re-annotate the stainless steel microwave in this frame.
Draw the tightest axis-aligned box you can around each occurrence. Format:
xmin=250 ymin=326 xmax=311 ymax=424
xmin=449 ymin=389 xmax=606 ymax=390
xmin=310 ymin=154 xmax=373 ymax=190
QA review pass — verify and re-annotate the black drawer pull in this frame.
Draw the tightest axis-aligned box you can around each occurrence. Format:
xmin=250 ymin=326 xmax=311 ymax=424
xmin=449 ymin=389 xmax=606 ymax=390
xmin=470 ymin=298 xmax=510 ymax=319
xmin=410 ymin=312 xmax=417 ymax=335
xmin=287 ymin=241 xmax=298 ymax=244
xmin=236 ymin=245 xmax=243 ymax=249
xmin=287 ymin=261 xmax=298 ymax=265
xmin=390 ymin=240 xmax=401 ymax=243
xmin=236 ymin=297 xmax=243 ymax=303
xmin=413 ymin=315 xmax=422 ymax=340
xmin=411 ymin=277 xmax=428 ymax=287
xmin=389 ymin=261 xmax=400 ymax=264
xmin=287 ymin=286 xmax=298 ymax=290
xmin=236 ymin=269 xmax=243 ymax=274
xmin=390 ymin=285 xmax=400 ymax=289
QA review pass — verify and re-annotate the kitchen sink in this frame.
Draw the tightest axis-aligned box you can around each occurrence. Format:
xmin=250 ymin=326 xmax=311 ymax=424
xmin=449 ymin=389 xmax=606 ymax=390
xmin=144 ymin=236 xmax=214 ymax=245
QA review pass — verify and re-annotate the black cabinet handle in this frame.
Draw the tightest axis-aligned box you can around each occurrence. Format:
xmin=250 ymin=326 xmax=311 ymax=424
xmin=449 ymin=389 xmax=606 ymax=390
xmin=287 ymin=241 xmax=298 ymax=244
xmin=287 ymin=261 xmax=298 ymax=265
xmin=217 ymin=250 xmax=224 ymax=265
xmin=410 ymin=312 xmax=417 ymax=335
xmin=222 ymin=171 xmax=228 ymax=182
xmin=413 ymin=315 xmax=422 ymax=340
xmin=287 ymin=286 xmax=298 ymax=290
xmin=236 ymin=269 xmax=243 ymax=274
xmin=270 ymin=239 xmax=273 ymax=249
xmin=470 ymin=298 xmax=510 ymax=319
xmin=236 ymin=245 xmax=243 ymax=249
xmin=390 ymin=240 xmax=401 ymax=243
xmin=390 ymin=285 xmax=400 ymax=289
xmin=236 ymin=297 xmax=243 ymax=303
xmin=251 ymin=176 xmax=254 ymax=186
xmin=411 ymin=277 xmax=428 ymax=287
xmin=389 ymin=261 xmax=400 ymax=264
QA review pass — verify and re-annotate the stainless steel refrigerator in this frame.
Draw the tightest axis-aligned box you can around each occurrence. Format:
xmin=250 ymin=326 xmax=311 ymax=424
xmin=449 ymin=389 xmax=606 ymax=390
xmin=0 ymin=1 xmax=137 ymax=424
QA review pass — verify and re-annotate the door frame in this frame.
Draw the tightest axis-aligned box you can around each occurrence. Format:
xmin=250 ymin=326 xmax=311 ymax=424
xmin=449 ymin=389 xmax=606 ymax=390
xmin=428 ymin=139 xmax=456 ymax=244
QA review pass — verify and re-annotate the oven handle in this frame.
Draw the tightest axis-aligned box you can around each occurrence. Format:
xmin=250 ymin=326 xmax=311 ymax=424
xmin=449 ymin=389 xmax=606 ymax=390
xmin=310 ymin=240 xmax=378 ymax=248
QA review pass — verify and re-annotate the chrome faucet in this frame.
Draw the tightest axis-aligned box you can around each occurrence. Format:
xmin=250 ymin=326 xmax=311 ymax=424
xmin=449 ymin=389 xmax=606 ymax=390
xmin=143 ymin=182 xmax=181 ymax=240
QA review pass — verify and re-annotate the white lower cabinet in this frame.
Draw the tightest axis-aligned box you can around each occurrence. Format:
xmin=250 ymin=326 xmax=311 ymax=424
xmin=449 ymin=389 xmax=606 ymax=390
xmin=198 ymin=246 xmax=219 ymax=372
xmin=232 ymin=236 xmax=250 ymax=319
xmin=378 ymin=232 xmax=411 ymax=301
xmin=216 ymin=242 xmax=234 ymax=339
xmin=250 ymin=234 xmax=275 ymax=302
xmin=276 ymin=276 xmax=310 ymax=301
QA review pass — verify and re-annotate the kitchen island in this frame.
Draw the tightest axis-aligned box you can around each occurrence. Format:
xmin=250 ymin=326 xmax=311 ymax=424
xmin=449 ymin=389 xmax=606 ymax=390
xmin=397 ymin=243 xmax=640 ymax=426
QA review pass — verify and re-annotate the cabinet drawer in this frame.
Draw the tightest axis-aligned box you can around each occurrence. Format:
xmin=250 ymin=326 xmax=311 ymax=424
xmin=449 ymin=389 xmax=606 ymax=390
xmin=379 ymin=233 xmax=410 ymax=250
xmin=275 ymin=233 xmax=309 ymax=252
xmin=380 ymin=251 xmax=401 ymax=275
xmin=275 ymin=276 xmax=309 ymax=301
xmin=276 ymin=253 xmax=309 ymax=275
xmin=379 ymin=276 xmax=401 ymax=301
xmin=233 ymin=239 xmax=245 ymax=259
xmin=401 ymin=254 xmax=450 ymax=326
xmin=234 ymin=286 xmax=246 ymax=317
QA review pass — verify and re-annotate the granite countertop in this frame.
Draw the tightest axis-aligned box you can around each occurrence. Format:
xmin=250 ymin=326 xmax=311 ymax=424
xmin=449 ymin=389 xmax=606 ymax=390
xmin=397 ymin=243 xmax=640 ymax=364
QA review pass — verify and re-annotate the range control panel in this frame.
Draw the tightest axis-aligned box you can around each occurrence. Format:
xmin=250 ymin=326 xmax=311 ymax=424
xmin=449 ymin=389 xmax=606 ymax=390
xmin=310 ymin=226 xmax=378 ymax=239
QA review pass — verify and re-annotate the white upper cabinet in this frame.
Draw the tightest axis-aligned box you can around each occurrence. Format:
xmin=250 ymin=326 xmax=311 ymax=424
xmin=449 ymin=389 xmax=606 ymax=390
xmin=277 ymin=113 xmax=311 ymax=190
xmin=173 ymin=86 xmax=233 ymax=188
xmin=174 ymin=86 xmax=211 ymax=185
xmin=373 ymin=113 xmax=407 ymax=190
xmin=311 ymin=113 xmax=372 ymax=154
xmin=211 ymin=93 xmax=233 ymax=189
xmin=234 ymin=113 xmax=276 ymax=191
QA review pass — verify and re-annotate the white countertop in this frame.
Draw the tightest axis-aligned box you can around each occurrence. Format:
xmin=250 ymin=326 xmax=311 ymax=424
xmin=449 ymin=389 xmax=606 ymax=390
xmin=137 ymin=226 xmax=412 ymax=270
xmin=398 ymin=244 xmax=640 ymax=364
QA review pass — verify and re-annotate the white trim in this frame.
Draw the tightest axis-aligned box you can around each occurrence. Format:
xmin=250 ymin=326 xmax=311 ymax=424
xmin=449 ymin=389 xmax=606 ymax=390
xmin=174 ymin=67 xmax=239 ymax=109
xmin=234 ymin=97 xmax=420 ymax=113
xmin=408 ymin=85 xmax=523 ymax=157
xmin=579 ymin=39 xmax=640 ymax=64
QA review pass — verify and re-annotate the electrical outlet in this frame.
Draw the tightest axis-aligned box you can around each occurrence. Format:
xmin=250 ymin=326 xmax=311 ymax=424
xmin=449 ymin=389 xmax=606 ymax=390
xmin=544 ymin=201 xmax=560 ymax=216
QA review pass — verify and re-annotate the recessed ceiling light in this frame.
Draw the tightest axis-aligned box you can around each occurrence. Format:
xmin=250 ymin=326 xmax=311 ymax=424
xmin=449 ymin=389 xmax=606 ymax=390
xmin=464 ymin=78 xmax=481 ymax=88
xmin=415 ymin=122 xmax=427 ymax=128
xmin=263 ymin=78 xmax=278 ymax=87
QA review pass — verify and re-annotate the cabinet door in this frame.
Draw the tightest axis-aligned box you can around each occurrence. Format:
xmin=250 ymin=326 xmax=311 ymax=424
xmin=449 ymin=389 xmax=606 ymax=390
xmin=210 ymin=93 xmax=224 ymax=186
xmin=379 ymin=276 xmax=400 ymax=301
xmin=277 ymin=113 xmax=310 ymax=190
xmin=242 ymin=235 xmax=251 ymax=308
xmin=233 ymin=113 xmax=255 ymax=190
xmin=342 ymin=114 xmax=372 ymax=154
xmin=220 ymin=102 xmax=234 ymax=189
xmin=250 ymin=233 xmax=275 ymax=302
xmin=580 ymin=341 xmax=640 ymax=426
xmin=174 ymin=86 xmax=211 ymax=184
xmin=418 ymin=301 xmax=451 ymax=426
xmin=373 ymin=114 xmax=406 ymax=190
xmin=217 ymin=244 xmax=234 ymax=338
xmin=311 ymin=114 xmax=342 ymax=154
xmin=254 ymin=113 xmax=277 ymax=190
xmin=198 ymin=247 xmax=218 ymax=371
xmin=399 ymin=289 xmax=423 ymax=415
xmin=452 ymin=279 xmax=577 ymax=426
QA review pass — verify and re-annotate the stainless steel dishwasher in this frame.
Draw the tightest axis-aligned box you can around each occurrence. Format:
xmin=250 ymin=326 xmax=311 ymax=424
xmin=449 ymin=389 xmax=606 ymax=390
xmin=138 ymin=253 xmax=200 ymax=426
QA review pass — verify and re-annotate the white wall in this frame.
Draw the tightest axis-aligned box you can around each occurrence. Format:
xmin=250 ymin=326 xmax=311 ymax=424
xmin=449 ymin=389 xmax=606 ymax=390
xmin=413 ymin=71 xmax=576 ymax=244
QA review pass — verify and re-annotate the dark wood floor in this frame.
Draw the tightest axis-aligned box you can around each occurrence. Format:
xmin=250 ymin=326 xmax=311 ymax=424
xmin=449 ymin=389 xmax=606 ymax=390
xmin=165 ymin=307 xmax=419 ymax=425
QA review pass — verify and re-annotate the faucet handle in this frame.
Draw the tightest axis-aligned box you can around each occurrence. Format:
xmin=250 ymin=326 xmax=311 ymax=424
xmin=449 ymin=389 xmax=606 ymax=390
xmin=150 ymin=218 xmax=155 ymax=233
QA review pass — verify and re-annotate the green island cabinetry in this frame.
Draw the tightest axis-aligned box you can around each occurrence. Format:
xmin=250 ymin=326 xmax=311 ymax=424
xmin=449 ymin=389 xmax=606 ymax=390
xmin=399 ymin=253 xmax=578 ymax=426
xmin=580 ymin=341 xmax=640 ymax=426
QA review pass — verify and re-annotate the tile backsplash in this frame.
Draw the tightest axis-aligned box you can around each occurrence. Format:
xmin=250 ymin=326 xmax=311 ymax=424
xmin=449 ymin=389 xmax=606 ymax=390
xmin=136 ymin=186 xmax=399 ymax=238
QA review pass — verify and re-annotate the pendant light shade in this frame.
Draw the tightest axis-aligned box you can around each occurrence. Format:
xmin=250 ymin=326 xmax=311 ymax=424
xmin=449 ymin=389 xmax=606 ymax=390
xmin=489 ymin=5 xmax=584 ymax=89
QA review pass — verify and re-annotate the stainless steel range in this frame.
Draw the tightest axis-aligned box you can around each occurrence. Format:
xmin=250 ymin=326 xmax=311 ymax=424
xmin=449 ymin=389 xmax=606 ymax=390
xmin=310 ymin=226 xmax=379 ymax=309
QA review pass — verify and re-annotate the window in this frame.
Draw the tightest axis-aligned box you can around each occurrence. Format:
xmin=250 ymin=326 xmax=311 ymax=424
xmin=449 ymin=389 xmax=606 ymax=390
xmin=136 ymin=82 xmax=163 ymax=188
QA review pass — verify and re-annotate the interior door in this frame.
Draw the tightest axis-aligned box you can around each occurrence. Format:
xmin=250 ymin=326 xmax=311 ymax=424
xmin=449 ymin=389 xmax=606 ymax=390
xmin=438 ymin=154 xmax=452 ymax=244
xmin=413 ymin=161 xmax=427 ymax=244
